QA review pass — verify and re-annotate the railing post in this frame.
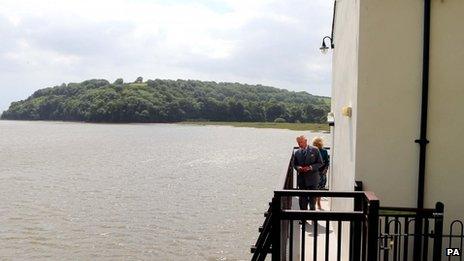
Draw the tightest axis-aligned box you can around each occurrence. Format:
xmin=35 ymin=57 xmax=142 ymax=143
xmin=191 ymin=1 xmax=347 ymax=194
xmin=413 ymin=216 xmax=424 ymax=261
xmin=433 ymin=202 xmax=444 ymax=261
xmin=351 ymin=196 xmax=362 ymax=260
xmin=272 ymin=196 xmax=281 ymax=261
xmin=366 ymin=198 xmax=380 ymax=261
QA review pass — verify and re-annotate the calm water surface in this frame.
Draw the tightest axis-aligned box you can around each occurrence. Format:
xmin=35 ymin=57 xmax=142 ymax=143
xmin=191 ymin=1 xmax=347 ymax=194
xmin=0 ymin=121 xmax=328 ymax=260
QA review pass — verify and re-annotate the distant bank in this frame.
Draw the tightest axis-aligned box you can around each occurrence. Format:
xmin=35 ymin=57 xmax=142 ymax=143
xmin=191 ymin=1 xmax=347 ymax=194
xmin=1 ymin=78 xmax=330 ymax=124
xmin=180 ymin=121 xmax=329 ymax=132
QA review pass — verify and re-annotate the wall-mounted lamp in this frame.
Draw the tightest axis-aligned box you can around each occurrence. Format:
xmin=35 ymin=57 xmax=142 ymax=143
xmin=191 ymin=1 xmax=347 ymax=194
xmin=320 ymin=36 xmax=334 ymax=54
xmin=342 ymin=106 xmax=352 ymax=117
xmin=327 ymin=112 xmax=335 ymax=126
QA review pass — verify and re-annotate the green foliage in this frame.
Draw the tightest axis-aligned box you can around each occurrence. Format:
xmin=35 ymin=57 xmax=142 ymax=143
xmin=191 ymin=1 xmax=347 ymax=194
xmin=274 ymin=117 xmax=286 ymax=123
xmin=1 ymin=78 xmax=330 ymax=123
xmin=114 ymin=78 xmax=124 ymax=85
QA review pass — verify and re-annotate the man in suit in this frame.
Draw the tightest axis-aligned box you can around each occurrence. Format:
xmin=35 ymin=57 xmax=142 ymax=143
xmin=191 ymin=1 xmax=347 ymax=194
xmin=293 ymin=135 xmax=324 ymax=210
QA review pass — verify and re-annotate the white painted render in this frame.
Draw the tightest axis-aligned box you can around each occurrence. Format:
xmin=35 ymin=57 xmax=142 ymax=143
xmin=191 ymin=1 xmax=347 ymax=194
xmin=425 ymin=0 xmax=464 ymax=223
xmin=330 ymin=0 xmax=464 ymax=222
xmin=330 ymin=0 xmax=360 ymax=211
xmin=355 ymin=0 xmax=423 ymax=208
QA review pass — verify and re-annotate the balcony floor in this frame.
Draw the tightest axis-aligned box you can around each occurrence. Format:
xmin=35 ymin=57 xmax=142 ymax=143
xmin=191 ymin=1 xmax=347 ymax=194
xmin=299 ymin=199 xmax=351 ymax=261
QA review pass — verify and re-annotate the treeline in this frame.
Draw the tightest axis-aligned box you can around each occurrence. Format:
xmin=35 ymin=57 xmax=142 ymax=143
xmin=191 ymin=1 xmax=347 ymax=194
xmin=1 ymin=78 xmax=330 ymax=123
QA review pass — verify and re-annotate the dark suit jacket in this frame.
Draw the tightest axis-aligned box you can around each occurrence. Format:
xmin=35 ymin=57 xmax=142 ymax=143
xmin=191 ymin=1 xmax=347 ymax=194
xmin=293 ymin=145 xmax=323 ymax=187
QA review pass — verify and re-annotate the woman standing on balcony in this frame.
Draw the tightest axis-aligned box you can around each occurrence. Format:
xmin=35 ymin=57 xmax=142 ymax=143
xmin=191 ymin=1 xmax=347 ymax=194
xmin=312 ymin=137 xmax=330 ymax=210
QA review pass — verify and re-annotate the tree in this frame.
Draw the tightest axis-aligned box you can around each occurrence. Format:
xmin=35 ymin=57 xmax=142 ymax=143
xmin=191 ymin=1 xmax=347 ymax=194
xmin=114 ymin=78 xmax=124 ymax=85
xmin=1 ymin=78 xmax=330 ymax=124
xmin=265 ymin=103 xmax=286 ymax=122
xmin=274 ymin=117 xmax=286 ymax=123
xmin=134 ymin=77 xmax=143 ymax=83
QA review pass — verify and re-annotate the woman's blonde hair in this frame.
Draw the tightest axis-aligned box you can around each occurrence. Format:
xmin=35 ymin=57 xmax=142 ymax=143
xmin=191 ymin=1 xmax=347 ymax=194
xmin=312 ymin=137 xmax=324 ymax=149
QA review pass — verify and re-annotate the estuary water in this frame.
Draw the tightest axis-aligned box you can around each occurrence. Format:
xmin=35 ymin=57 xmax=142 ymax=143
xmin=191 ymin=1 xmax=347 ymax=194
xmin=0 ymin=120 xmax=328 ymax=260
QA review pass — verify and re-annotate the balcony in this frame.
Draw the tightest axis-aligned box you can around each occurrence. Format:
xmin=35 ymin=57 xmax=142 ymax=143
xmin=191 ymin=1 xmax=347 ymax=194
xmin=251 ymin=148 xmax=463 ymax=261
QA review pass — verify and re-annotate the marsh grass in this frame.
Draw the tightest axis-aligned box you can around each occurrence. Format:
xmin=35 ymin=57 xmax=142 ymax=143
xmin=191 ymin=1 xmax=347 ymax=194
xmin=180 ymin=121 xmax=330 ymax=132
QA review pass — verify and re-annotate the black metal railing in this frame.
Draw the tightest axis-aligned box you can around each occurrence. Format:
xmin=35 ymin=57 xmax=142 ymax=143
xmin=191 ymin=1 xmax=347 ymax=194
xmin=377 ymin=204 xmax=444 ymax=261
xmin=251 ymin=148 xmax=296 ymax=261
xmin=270 ymin=190 xmax=380 ymax=261
xmin=251 ymin=147 xmax=380 ymax=261
xmin=251 ymin=149 xmax=462 ymax=261
xmin=250 ymin=204 xmax=273 ymax=260
xmin=378 ymin=206 xmax=464 ymax=261
xmin=445 ymin=220 xmax=464 ymax=261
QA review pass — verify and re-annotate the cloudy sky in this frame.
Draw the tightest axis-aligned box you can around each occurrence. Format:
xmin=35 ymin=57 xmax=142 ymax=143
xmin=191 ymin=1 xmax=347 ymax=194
xmin=0 ymin=0 xmax=333 ymax=111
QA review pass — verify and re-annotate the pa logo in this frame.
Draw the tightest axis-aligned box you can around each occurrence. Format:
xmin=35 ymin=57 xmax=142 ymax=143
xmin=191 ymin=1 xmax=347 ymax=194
xmin=446 ymin=248 xmax=461 ymax=256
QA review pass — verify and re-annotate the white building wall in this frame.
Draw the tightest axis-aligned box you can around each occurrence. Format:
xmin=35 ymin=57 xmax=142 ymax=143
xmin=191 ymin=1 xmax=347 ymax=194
xmin=425 ymin=0 xmax=464 ymax=222
xmin=330 ymin=0 xmax=360 ymax=211
xmin=331 ymin=0 xmax=464 ymax=222
xmin=355 ymin=0 xmax=423 ymax=207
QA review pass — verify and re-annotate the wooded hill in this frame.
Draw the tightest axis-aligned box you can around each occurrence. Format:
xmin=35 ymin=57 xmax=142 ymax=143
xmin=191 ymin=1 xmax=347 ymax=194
xmin=1 ymin=78 xmax=330 ymax=123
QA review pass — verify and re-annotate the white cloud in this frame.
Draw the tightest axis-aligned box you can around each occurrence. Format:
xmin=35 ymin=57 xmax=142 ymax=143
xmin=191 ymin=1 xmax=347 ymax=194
xmin=0 ymin=0 xmax=334 ymax=111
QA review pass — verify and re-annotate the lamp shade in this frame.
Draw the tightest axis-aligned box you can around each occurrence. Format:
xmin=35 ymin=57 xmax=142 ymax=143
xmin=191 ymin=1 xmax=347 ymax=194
xmin=320 ymin=46 xmax=328 ymax=54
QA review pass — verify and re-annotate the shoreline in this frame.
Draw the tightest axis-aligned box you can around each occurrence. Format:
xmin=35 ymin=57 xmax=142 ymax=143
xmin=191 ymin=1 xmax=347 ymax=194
xmin=0 ymin=119 xmax=329 ymax=132
xmin=178 ymin=121 xmax=329 ymax=131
